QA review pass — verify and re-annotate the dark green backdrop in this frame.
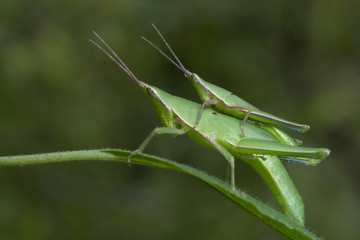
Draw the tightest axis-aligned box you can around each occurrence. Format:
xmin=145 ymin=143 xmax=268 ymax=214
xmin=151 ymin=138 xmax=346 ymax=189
xmin=1 ymin=0 xmax=359 ymax=239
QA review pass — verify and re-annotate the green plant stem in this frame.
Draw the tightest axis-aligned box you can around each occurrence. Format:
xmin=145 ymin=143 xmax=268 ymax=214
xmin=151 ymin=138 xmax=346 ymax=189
xmin=0 ymin=149 xmax=321 ymax=240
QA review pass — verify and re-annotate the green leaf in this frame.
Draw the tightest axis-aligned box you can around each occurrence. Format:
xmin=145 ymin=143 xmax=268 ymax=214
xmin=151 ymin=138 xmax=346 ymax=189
xmin=0 ymin=149 xmax=321 ymax=240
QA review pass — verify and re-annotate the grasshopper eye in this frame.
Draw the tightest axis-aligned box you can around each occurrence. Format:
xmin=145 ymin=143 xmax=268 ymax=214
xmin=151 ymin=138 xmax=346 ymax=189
xmin=147 ymin=88 xmax=157 ymax=98
xmin=191 ymin=73 xmax=201 ymax=83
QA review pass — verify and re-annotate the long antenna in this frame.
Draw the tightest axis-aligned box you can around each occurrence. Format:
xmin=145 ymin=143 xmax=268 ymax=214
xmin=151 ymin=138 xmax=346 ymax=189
xmin=90 ymin=31 xmax=144 ymax=88
xmin=151 ymin=24 xmax=185 ymax=71
xmin=91 ymin=31 xmax=136 ymax=80
xmin=141 ymin=36 xmax=184 ymax=73
xmin=142 ymin=24 xmax=191 ymax=77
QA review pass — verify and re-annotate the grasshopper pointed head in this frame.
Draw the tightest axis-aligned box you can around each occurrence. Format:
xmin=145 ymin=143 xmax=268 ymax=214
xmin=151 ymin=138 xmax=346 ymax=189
xmin=190 ymin=73 xmax=201 ymax=84
xmin=185 ymin=72 xmax=203 ymax=86
xmin=143 ymin=84 xmax=160 ymax=99
xmin=141 ymin=83 xmax=172 ymax=113
xmin=141 ymin=84 xmax=177 ymax=127
xmin=185 ymin=72 xmax=209 ymax=101
xmin=183 ymin=69 xmax=192 ymax=78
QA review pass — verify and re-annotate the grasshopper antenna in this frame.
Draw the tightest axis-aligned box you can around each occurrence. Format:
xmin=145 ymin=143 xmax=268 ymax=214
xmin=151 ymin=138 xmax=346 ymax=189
xmin=150 ymin=24 xmax=186 ymax=71
xmin=90 ymin=31 xmax=144 ymax=88
xmin=141 ymin=36 xmax=184 ymax=73
xmin=141 ymin=24 xmax=191 ymax=77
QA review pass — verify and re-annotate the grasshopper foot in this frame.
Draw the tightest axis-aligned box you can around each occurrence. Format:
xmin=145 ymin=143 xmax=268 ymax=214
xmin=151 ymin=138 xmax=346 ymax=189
xmin=127 ymin=149 xmax=142 ymax=167
xmin=240 ymin=128 xmax=246 ymax=138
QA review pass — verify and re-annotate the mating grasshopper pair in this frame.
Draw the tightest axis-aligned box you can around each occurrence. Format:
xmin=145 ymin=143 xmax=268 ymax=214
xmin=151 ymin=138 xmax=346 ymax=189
xmin=90 ymin=25 xmax=330 ymax=226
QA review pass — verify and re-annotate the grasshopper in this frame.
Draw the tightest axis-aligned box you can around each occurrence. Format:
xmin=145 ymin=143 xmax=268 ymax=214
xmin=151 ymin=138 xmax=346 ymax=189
xmin=90 ymin=31 xmax=330 ymax=225
xmin=142 ymin=24 xmax=311 ymax=138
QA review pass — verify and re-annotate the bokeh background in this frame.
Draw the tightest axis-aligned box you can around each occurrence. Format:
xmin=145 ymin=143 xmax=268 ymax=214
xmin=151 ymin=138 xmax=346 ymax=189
xmin=1 ymin=0 xmax=359 ymax=239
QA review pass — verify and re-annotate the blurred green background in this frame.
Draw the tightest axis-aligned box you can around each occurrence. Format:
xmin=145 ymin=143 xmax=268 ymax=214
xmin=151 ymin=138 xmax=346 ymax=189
xmin=1 ymin=0 xmax=359 ymax=239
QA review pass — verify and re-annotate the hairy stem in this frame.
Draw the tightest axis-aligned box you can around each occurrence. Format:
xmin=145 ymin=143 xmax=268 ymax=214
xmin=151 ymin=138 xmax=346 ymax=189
xmin=0 ymin=149 xmax=320 ymax=240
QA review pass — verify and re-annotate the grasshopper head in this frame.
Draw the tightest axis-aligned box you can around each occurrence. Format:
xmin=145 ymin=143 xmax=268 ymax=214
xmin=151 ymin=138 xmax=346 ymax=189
xmin=140 ymin=82 xmax=176 ymax=127
xmin=185 ymin=72 xmax=209 ymax=101
xmin=189 ymin=72 xmax=201 ymax=84
xmin=140 ymin=82 xmax=170 ymax=110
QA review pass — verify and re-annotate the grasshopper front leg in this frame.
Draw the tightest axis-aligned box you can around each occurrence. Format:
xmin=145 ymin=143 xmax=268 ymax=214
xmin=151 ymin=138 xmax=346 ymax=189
xmin=192 ymin=99 xmax=217 ymax=131
xmin=128 ymin=127 xmax=186 ymax=166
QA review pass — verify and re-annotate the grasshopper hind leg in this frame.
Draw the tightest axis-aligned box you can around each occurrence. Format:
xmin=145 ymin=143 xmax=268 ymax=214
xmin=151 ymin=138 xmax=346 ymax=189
xmin=203 ymin=136 xmax=236 ymax=191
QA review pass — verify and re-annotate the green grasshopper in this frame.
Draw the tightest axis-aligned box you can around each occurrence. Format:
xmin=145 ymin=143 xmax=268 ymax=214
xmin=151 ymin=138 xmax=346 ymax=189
xmin=90 ymin=31 xmax=329 ymax=225
xmin=142 ymin=24 xmax=311 ymax=137
xmin=141 ymin=25 xmax=322 ymax=166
